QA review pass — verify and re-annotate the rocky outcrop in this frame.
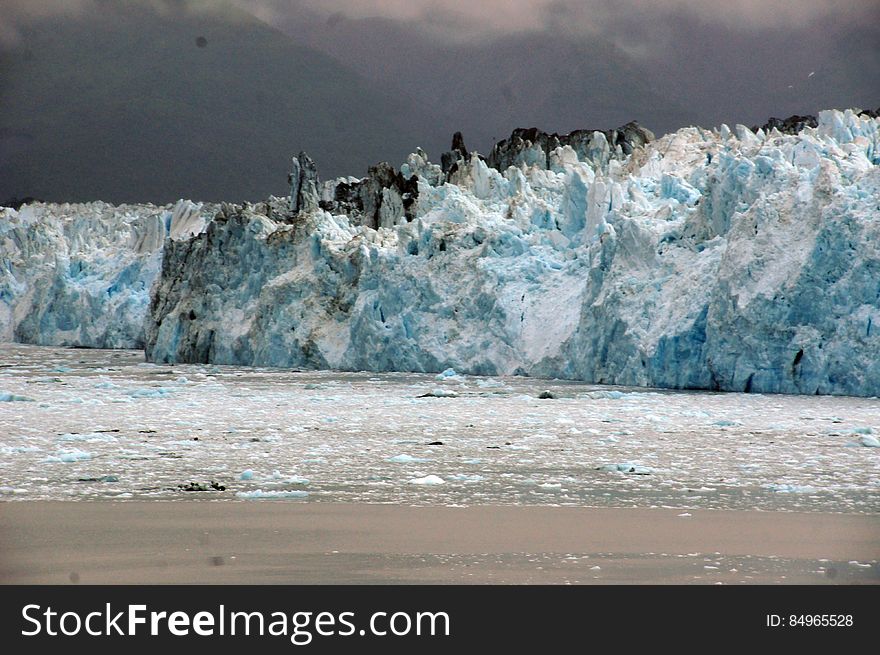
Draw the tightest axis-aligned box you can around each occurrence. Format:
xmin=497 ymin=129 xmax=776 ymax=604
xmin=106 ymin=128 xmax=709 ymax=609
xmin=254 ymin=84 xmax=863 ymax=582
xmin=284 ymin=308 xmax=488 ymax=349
xmin=752 ymin=114 xmax=818 ymax=135
xmin=315 ymin=161 xmax=420 ymax=229
xmin=752 ymin=108 xmax=880 ymax=136
xmin=440 ymin=131 xmax=472 ymax=179
xmin=289 ymin=151 xmax=320 ymax=213
xmin=487 ymin=121 xmax=655 ymax=172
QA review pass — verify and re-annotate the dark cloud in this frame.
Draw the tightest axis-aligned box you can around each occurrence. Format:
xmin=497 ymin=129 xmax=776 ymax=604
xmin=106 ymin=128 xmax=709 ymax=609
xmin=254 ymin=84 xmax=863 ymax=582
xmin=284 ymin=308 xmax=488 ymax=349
xmin=0 ymin=1 xmax=93 ymax=47
xmin=0 ymin=1 xmax=243 ymax=48
xmin=236 ymin=1 xmax=878 ymax=37
xmin=7 ymin=1 xmax=876 ymax=45
xmin=2 ymin=0 xmax=876 ymax=202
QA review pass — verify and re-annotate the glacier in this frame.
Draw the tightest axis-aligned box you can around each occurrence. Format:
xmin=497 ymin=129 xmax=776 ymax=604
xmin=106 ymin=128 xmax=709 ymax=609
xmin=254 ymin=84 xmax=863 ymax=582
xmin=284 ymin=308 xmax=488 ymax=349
xmin=0 ymin=199 xmax=214 ymax=348
xmin=2 ymin=109 xmax=879 ymax=396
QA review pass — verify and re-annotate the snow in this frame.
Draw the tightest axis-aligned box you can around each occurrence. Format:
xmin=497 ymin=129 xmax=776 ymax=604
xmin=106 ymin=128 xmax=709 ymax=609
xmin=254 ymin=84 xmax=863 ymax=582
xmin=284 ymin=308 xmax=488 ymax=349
xmin=3 ymin=110 xmax=880 ymax=397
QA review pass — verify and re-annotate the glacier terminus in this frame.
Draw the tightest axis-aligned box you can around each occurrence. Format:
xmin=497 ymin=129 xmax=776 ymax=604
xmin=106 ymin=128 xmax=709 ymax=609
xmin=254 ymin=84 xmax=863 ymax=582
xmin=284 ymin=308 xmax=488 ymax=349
xmin=2 ymin=108 xmax=879 ymax=397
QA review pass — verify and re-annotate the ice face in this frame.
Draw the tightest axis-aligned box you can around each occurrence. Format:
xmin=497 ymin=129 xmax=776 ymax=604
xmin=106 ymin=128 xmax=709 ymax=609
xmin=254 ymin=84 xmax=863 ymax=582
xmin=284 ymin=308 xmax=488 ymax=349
xmin=1 ymin=200 xmax=215 ymax=349
xmin=3 ymin=110 xmax=879 ymax=396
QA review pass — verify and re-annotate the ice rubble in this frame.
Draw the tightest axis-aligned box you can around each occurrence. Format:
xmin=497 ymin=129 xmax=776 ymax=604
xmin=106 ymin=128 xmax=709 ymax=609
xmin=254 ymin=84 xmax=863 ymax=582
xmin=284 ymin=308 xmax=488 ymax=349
xmin=0 ymin=200 xmax=214 ymax=348
xmin=3 ymin=109 xmax=880 ymax=396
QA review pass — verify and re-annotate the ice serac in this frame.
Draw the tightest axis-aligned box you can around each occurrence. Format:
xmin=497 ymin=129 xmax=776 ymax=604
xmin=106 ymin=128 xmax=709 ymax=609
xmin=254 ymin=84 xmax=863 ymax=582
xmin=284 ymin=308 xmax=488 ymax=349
xmin=143 ymin=109 xmax=880 ymax=397
xmin=0 ymin=200 xmax=214 ymax=348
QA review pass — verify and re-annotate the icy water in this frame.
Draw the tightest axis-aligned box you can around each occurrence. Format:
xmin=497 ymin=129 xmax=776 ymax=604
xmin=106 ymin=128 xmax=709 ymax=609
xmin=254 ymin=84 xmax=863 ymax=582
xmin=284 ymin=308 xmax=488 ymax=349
xmin=0 ymin=344 xmax=878 ymax=512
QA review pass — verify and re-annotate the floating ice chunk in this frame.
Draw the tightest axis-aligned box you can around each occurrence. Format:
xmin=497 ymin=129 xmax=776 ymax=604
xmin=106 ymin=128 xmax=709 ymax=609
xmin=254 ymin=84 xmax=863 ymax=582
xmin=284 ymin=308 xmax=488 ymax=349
xmin=235 ymin=489 xmax=309 ymax=499
xmin=765 ymin=483 xmax=818 ymax=494
xmin=267 ymin=472 xmax=310 ymax=485
xmin=78 ymin=475 xmax=119 ymax=483
xmin=596 ymin=463 xmax=654 ymax=475
xmin=46 ymin=450 xmax=92 ymax=463
xmin=127 ymin=387 xmax=175 ymax=398
xmin=0 ymin=486 xmax=28 ymax=495
xmin=418 ymin=388 xmax=459 ymax=398
xmin=388 ymin=454 xmax=431 ymax=463
xmin=857 ymin=435 xmax=880 ymax=447
xmin=59 ymin=432 xmax=118 ymax=443
xmin=583 ymin=391 xmax=626 ymax=400
xmin=447 ymin=474 xmax=484 ymax=482
xmin=0 ymin=392 xmax=35 ymax=402
xmin=1 ymin=446 xmax=41 ymax=454
xmin=476 ymin=378 xmax=505 ymax=388
xmin=409 ymin=475 xmax=445 ymax=485
xmin=435 ymin=368 xmax=460 ymax=381
xmin=240 ymin=469 xmax=255 ymax=481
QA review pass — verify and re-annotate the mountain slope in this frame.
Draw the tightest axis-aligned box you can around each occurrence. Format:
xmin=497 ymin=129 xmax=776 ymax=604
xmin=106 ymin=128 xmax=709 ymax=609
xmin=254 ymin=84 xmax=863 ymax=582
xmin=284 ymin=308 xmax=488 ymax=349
xmin=0 ymin=1 xmax=430 ymax=203
xmin=275 ymin=10 xmax=695 ymax=152
xmin=270 ymin=3 xmax=878 ymax=149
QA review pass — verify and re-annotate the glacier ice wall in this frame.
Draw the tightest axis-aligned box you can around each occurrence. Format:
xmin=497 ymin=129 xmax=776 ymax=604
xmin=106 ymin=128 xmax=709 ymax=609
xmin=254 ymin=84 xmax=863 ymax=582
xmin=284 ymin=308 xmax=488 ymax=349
xmin=0 ymin=200 xmax=213 ymax=348
xmin=144 ymin=109 xmax=880 ymax=396
xmin=3 ymin=109 xmax=878 ymax=396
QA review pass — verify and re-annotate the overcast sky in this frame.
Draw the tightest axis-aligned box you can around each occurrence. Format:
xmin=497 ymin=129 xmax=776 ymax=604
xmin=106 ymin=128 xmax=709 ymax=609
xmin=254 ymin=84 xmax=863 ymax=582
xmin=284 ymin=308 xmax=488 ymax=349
xmin=242 ymin=0 xmax=879 ymax=41
xmin=3 ymin=0 xmax=878 ymax=44
xmin=2 ymin=0 xmax=877 ymax=201
xmin=246 ymin=0 xmax=874 ymax=30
